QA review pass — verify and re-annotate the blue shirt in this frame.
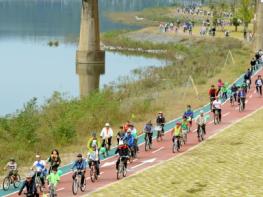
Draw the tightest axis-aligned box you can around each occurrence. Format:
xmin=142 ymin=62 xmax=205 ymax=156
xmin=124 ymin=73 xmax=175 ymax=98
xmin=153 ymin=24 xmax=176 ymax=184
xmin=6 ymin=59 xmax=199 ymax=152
xmin=184 ymin=110 xmax=194 ymax=119
xmin=123 ymin=134 xmax=135 ymax=147
xmin=72 ymin=159 xmax=87 ymax=170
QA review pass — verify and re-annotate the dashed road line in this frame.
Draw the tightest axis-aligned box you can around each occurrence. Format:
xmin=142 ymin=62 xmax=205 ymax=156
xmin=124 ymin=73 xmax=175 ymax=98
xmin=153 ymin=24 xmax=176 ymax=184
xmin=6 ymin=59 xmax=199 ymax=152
xmin=152 ymin=147 xmax=164 ymax=154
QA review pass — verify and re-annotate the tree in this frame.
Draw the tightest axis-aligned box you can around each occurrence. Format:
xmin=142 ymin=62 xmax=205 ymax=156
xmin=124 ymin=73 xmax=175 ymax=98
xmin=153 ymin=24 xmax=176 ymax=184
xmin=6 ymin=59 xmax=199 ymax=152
xmin=237 ymin=0 xmax=254 ymax=32
xmin=232 ymin=17 xmax=241 ymax=31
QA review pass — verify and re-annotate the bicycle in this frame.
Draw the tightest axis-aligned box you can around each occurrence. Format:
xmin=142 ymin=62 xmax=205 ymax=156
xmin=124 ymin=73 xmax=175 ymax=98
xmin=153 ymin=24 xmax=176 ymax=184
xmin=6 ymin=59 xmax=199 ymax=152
xmin=230 ymin=94 xmax=235 ymax=106
xmin=182 ymin=129 xmax=188 ymax=144
xmin=128 ymin=145 xmax=137 ymax=164
xmin=156 ymin=125 xmax=164 ymax=142
xmin=246 ymin=79 xmax=251 ymax=90
xmin=2 ymin=173 xmax=21 ymax=191
xmin=198 ymin=125 xmax=205 ymax=142
xmin=172 ymin=136 xmax=181 ymax=153
xmin=213 ymin=109 xmax=220 ymax=125
xmin=144 ymin=133 xmax=152 ymax=151
xmin=117 ymin=156 xmax=128 ymax=180
xmin=35 ymin=172 xmax=44 ymax=193
xmin=239 ymin=97 xmax=245 ymax=112
xmin=72 ymin=170 xmax=86 ymax=195
xmin=90 ymin=161 xmax=98 ymax=183
xmin=48 ymin=183 xmax=57 ymax=197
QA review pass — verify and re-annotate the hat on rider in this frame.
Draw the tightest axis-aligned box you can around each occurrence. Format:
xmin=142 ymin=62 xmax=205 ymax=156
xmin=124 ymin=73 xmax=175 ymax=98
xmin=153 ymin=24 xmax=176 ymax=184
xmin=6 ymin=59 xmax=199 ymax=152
xmin=77 ymin=153 xmax=82 ymax=158
xmin=105 ymin=123 xmax=110 ymax=127
xmin=26 ymin=171 xmax=35 ymax=178
xmin=200 ymin=110 xmax=204 ymax=114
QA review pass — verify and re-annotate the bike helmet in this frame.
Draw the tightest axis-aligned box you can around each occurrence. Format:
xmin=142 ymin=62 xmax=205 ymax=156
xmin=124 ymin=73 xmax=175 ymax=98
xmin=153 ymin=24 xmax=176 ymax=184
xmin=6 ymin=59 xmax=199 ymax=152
xmin=92 ymin=132 xmax=97 ymax=137
xmin=26 ymin=171 xmax=35 ymax=178
xmin=77 ymin=153 xmax=82 ymax=158
xmin=200 ymin=110 xmax=204 ymax=114
xmin=119 ymin=140 xmax=124 ymax=145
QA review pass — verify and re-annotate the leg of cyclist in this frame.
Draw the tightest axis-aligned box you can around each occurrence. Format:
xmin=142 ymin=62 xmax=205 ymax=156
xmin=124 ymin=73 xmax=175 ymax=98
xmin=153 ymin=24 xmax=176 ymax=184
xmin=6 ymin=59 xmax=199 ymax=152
xmin=72 ymin=172 xmax=77 ymax=180
xmin=95 ymin=161 xmax=100 ymax=175
xmin=149 ymin=133 xmax=153 ymax=144
xmin=108 ymin=137 xmax=112 ymax=150
xmin=218 ymin=109 xmax=222 ymax=122
xmin=202 ymin=124 xmax=206 ymax=135
xmin=123 ymin=157 xmax=128 ymax=169
xmin=197 ymin=124 xmax=201 ymax=139
xmin=81 ymin=171 xmax=85 ymax=185
xmin=116 ymin=158 xmax=120 ymax=171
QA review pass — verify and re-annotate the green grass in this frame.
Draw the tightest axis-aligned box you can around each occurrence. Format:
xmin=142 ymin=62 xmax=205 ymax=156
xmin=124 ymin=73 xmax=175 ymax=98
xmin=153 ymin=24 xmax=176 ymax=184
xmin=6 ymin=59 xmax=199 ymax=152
xmin=91 ymin=108 xmax=263 ymax=197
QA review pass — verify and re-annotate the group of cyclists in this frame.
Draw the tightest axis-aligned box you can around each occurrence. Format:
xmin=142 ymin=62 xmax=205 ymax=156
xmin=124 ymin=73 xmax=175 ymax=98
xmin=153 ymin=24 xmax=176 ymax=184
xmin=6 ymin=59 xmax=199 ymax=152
xmin=3 ymin=50 xmax=263 ymax=196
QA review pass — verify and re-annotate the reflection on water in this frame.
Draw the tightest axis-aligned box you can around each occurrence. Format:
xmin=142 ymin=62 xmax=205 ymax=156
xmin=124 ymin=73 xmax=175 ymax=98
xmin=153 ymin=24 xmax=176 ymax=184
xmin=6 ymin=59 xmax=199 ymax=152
xmin=0 ymin=0 xmax=176 ymax=39
xmin=0 ymin=40 xmax=165 ymax=115
xmin=0 ymin=0 xmax=172 ymax=115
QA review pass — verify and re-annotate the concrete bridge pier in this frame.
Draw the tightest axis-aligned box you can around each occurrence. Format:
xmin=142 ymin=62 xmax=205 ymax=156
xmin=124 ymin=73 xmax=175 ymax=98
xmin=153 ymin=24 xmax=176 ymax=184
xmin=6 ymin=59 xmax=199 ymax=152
xmin=76 ymin=0 xmax=105 ymax=97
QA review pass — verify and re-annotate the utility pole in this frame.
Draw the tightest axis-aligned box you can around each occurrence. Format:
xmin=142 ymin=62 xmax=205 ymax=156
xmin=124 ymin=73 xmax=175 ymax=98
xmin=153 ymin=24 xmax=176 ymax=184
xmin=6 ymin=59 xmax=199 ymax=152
xmin=254 ymin=0 xmax=263 ymax=51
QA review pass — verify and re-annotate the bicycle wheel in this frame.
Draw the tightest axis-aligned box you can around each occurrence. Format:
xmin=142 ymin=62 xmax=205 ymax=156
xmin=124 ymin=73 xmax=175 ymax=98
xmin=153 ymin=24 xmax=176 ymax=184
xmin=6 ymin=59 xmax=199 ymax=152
xmin=72 ymin=178 xmax=78 ymax=195
xmin=13 ymin=174 xmax=21 ymax=188
xmin=123 ymin=166 xmax=127 ymax=177
xmin=177 ymin=138 xmax=181 ymax=152
xmin=117 ymin=163 xmax=123 ymax=180
xmin=80 ymin=178 xmax=86 ymax=192
xmin=90 ymin=167 xmax=96 ymax=183
xmin=36 ymin=177 xmax=43 ymax=192
xmin=145 ymin=135 xmax=149 ymax=151
xmin=2 ymin=177 xmax=10 ymax=191
xmin=172 ymin=140 xmax=176 ymax=153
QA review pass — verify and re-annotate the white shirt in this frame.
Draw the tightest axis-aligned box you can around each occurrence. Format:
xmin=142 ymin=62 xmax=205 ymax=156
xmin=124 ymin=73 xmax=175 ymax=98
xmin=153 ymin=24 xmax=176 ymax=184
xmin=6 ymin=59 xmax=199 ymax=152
xmin=33 ymin=160 xmax=46 ymax=172
xmin=88 ymin=150 xmax=99 ymax=161
xmin=100 ymin=127 xmax=113 ymax=139
xmin=256 ymin=79 xmax=263 ymax=86
xmin=196 ymin=115 xmax=206 ymax=125
xmin=213 ymin=100 xmax=222 ymax=109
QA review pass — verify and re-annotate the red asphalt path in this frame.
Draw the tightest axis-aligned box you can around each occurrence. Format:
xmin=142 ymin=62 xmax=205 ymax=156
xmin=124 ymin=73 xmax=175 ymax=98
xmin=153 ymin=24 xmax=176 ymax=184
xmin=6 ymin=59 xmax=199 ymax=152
xmin=9 ymin=69 xmax=263 ymax=197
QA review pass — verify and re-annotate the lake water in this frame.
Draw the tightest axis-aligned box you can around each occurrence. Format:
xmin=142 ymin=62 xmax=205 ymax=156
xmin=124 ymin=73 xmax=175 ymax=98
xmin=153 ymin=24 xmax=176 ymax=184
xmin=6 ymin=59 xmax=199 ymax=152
xmin=0 ymin=0 xmax=176 ymax=115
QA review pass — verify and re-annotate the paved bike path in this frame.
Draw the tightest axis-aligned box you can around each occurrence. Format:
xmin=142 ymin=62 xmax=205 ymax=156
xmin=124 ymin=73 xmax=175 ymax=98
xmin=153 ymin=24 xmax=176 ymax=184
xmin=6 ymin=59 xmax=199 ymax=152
xmin=2 ymin=64 xmax=263 ymax=197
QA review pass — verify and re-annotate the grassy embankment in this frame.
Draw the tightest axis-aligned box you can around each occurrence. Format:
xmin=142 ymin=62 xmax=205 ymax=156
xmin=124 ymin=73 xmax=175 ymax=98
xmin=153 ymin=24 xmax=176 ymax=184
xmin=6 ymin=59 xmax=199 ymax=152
xmin=0 ymin=31 xmax=252 ymax=177
xmin=91 ymin=108 xmax=263 ymax=197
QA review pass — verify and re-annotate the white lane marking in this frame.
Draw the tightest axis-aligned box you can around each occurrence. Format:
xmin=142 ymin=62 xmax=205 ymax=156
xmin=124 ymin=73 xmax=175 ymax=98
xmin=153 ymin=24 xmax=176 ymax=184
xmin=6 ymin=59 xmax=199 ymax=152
xmin=152 ymin=147 xmax=164 ymax=154
xmin=102 ymin=161 xmax=115 ymax=168
xmin=57 ymin=188 xmax=65 ymax=192
xmin=245 ymin=100 xmax=248 ymax=104
xmin=133 ymin=159 xmax=138 ymax=162
xmin=131 ymin=158 xmax=156 ymax=169
xmin=193 ymin=128 xmax=197 ymax=133
xmin=249 ymin=94 xmax=252 ymax=98
xmin=208 ymin=121 xmax=214 ymax=125
xmin=223 ymin=112 xmax=230 ymax=117
xmin=86 ymin=171 xmax=105 ymax=180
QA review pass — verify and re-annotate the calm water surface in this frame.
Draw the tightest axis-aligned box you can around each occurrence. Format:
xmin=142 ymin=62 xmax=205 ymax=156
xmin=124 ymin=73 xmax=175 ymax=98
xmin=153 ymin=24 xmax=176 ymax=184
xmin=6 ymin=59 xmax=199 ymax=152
xmin=0 ymin=0 xmax=176 ymax=115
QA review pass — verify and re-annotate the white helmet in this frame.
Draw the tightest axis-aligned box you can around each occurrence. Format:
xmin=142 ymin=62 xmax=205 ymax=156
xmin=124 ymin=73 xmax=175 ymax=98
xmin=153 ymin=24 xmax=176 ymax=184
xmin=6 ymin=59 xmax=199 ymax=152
xmin=119 ymin=140 xmax=124 ymax=145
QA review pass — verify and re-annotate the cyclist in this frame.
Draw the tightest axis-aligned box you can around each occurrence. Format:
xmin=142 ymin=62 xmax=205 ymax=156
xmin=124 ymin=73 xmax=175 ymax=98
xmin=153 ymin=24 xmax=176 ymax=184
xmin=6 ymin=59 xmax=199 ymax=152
xmin=230 ymin=83 xmax=238 ymax=102
xmin=196 ymin=110 xmax=207 ymax=139
xmin=100 ymin=123 xmax=114 ymax=151
xmin=4 ymin=158 xmax=18 ymax=181
xmin=250 ymin=57 xmax=257 ymax=71
xmin=255 ymin=75 xmax=263 ymax=96
xmin=71 ymin=154 xmax=87 ymax=187
xmin=171 ymin=122 xmax=182 ymax=149
xmin=183 ymin=105 xmax=194 ymax=127
xmin=143 ymin=121 xmax=154 ymax=146
xmin=156 ymin=112 xmax=165 ymax=133
xmin=115 ymin=140 xmax=129 ymax=172
xmin=129 ymin=123 xmax=139 ymax=152
xmin=18 ymin=171 xmax=38 ymax=197
xmin=46 ymin=167 xmax=60 ymax=196
xmin=212 ymin=97 xmax=222 ymax=122
xmin=208 ymin=85 xmax=217 ymax=110
xmin=47 ymin=149 xmax=61 ymax=174
xmin=116 ymin=126 xmax=125 ymax=145
xmin=217 ymin=79 xmax=223 ymax=92
xmin=244 ymin=69 xmax=252 ymax=89
xmin=221 ymin=83 xmax=228 ymax=100
xmin=87 ymin=144 xmax=100 ymax=176
xmin=32 ymin=155 xmax=47 ymax=187
xmin=181 ymin=116 xmax=189 ymax=143
xmin=238 ymin=87 xmax=246 ymax=110
xmin=87 ymin=132 xmax=101 ymax=153
xmin=123 ymin=129 xmax=135 ymax=157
